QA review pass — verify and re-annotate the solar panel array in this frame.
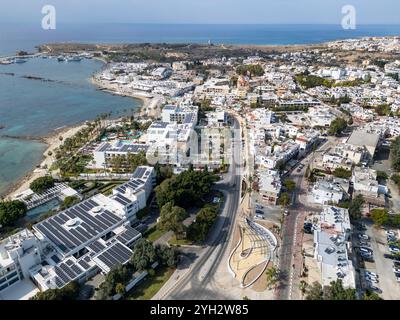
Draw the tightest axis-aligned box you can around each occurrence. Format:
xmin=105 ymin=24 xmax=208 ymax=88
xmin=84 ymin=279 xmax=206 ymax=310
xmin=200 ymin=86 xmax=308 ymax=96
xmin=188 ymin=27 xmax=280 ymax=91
xmin=113 ymin=193 xmax=132 ymax=206
xmin=114 ymin=179 xmax=145 ymax=195
xmin=94 ymin=242 xmax=133 ymax=271
xmin=116 ymin=226 xmax=141 ymax=245
xmin=88 ymin=240 xmax=106 ymax=254
xmin=34 ymin=198 xmax=123 ymax=254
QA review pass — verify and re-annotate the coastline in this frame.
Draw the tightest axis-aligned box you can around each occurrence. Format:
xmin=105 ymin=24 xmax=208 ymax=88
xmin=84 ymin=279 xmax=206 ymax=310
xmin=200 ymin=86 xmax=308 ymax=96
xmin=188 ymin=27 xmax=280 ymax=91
xmin=2 ymin=60 xmax=160 ymax=201
xmin=3 ymin=123 xmax=87 ymax=200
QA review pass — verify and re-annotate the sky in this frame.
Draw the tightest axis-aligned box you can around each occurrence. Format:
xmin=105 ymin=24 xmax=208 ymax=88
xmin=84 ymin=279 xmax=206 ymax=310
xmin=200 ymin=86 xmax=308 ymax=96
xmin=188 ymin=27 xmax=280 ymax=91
xmin=1 ymin=0 xmax=400 ymax=25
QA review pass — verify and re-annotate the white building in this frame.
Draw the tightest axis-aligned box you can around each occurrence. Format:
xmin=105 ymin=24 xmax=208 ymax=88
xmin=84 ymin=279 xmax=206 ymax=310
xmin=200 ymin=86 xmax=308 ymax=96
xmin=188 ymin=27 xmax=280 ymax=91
xmin=92 ymin=141 xmax=149 ymax=169
xmin=311 ymin=180 xmax=346 ymax=205
xmin=313 ymin=206 xmax=356 ymax=289
xmin=0 ymin=166 xmax=156 ymax=298
xmin=257 ymin=169 xmax=281 ymax=204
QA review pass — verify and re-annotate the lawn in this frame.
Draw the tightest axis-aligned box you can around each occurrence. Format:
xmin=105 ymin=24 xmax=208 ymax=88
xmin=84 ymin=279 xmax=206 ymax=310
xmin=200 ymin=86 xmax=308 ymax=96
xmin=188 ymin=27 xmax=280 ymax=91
xmin=126 ymin=266 xmax=175 ymax=300
xmin=144 ymin=225 xmax=165 ymax=242
xmin=168 ymin=235 xmax=192 ymax=246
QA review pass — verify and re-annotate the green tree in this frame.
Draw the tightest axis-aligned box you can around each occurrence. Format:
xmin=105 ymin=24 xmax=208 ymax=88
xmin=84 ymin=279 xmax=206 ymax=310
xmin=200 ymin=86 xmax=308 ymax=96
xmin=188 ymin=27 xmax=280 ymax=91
xmin=31 ymin=281 xmax=80 ymax=300
xmin=159 ymin=202 xmax=187 ymax=239
xmin=299 ymin=280 xmax=308 ymax=298
xmin=332 ymin=167 xmax=352 ymax=179
xmin=130 ymin=239 xmax=157 ymax=271
xmin=155 ymin=245 xmax=178 ymax=268
xmin=187 ymin=205 xmax=219 ymax=242
xmin=60 ymin=196 xmax=79 ymax=210
xmin=363 ymin=290 xmax=382 ymax=300
xmin=96 ymin=265 xmax=132 ymax=300
xmin=391 ymin=137 xmax=400 ymax=171
xmin=283 ymin=179 xmax=296 ymax=192
xmin=155 ymin=169 xmax=217 ymax=208
xmin=30 ymin=176 xmax=55 ymax=193
xmin=115 ymin=283 xmax=126 ymax=296
xmin=376 ymin=171 xmax=388 ymax=182
xmin=325 ymin=279 xmax=357 ymax=300
xmin=305 ymin=282 xmax=324 ymax=300
xmin=278 ymin=192 xmax=291 ymax=207
xmin=348 ymin=194 xmax=365 ymax=221
xmin=265 ymin=266 xmax=280 ymax=290
xmin=275 ymin=160 xmax=286 ymax=173
xmin=370 ymin=208 xmax=389 ymax=226
xmin=0 ymin=200 xmax=27 ymax=227
xmin=328 ymin=118 xmax=348 ymax=136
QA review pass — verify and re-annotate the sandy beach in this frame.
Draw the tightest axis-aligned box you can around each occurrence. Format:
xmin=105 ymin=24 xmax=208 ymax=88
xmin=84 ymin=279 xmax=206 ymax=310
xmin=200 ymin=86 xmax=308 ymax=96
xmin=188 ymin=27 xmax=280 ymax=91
xmin=91 ymin=75 xmax=163 ymax=119
xmin=4 ymin=74 xmax=162 ymax=201
xmin=4 ymin=123 xmax=87 ymax=200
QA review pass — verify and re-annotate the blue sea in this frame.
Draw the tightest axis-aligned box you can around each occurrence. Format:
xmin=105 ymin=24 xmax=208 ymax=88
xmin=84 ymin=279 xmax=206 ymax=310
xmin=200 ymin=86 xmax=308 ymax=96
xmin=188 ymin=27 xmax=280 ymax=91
xmin=0 ymin=58 xmax=141 ymax=196
xmin=1 ymin=23 xmax=400 ymax=196
xmin=1 ymin=23 xmax=400 ymax=57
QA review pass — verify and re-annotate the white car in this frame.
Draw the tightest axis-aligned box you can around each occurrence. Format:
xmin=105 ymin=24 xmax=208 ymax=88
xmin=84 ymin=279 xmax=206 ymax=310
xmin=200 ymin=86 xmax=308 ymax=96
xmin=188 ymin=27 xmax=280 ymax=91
xmin=358 ymin=234 xmax=369 ymax=241
xmin=393 ymin=267 xmax=400 ymax=273
xmin=366 ymin=276 xmax=379 ymax=283
xmin=389 ymin=247 xmax=400 ymax=254
xmin=365 ymin=271 xmax=378 ymax=278
xmin=360 ymin=247 xmax=372 ymax=254
xmin=386 ymin=230 xmax=396 ymax=237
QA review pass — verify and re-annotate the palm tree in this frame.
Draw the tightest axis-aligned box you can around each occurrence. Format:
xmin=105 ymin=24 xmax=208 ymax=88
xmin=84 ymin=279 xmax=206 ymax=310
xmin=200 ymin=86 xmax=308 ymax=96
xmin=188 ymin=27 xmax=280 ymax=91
xmin=299 ymin=280 xmax=308 ymax=299
xmin=265 ymin=266 xmax=280 ymax=290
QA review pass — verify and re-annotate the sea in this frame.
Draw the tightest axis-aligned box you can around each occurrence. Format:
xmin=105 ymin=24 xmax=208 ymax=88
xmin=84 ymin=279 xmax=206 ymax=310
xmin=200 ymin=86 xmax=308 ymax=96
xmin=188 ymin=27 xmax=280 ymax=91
xmin=1 ymin=23 xmax=400 ymax=196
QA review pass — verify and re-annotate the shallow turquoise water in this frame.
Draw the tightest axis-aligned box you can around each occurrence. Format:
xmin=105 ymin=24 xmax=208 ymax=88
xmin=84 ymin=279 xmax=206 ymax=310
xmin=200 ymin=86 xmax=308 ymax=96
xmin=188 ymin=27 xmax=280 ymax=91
xmin=0 ymin=58 xmax=141 ymax=196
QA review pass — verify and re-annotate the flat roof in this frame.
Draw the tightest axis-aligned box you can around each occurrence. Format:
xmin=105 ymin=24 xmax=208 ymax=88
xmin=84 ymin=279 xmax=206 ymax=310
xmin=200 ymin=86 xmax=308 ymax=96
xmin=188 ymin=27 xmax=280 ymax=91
xmin=34 ymin=198 xmax=123 ymax=256
xmin=347 ymin=130 xmax=379 ymax=150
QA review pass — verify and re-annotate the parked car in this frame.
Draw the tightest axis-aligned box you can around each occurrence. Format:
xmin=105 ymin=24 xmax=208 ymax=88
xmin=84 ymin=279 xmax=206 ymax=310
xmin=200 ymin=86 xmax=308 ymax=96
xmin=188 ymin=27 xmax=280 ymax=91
xmin=255 ymin=214 xmax=265 ymax=220
xmin=284 ymin=210 xmax=289 ymax=216
xmin=389 ymin=246 xmax=400 ymax=254
xmin=367 ymin=285 xmax=382 ymax=294
xmin=386 ymin=230 xmax=397 ymax=237
xmin=358 ymin=234 xmax=369 ymax=241
xmin=366 ymin=276 xmax=379 ymax=283
xmin=360 ymin=247 xmax=373 ymax=254
xmin=393 ymin=267 xmax=400 ymax=273
xmin=255 ymin=210 xmax=264 ymax=215
xmin=359 ymin=241 xmax=370 ymax=247
xmin=365 ymin=271 xmax=379 ymax=278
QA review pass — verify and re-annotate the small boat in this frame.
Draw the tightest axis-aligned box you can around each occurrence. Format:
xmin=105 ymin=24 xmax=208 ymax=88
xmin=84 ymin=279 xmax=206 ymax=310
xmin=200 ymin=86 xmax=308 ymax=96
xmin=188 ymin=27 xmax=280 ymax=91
xmin=14 ymin=58 xmax=27 ymax=64
xmin=57 ymin=56 xmax=65 ymax=62
xmin=0 ymin=59 xmax=12 ymax=65
xmin=66 ymin=56 xmax=82 ymax=62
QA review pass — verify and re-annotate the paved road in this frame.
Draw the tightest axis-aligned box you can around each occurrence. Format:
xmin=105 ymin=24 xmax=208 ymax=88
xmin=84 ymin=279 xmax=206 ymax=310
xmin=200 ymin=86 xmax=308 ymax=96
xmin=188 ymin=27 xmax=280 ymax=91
xmin=277 ymin=137 xmax=338 ymax=300
xmin=160 ymin=116 xmax=243 ymax=300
